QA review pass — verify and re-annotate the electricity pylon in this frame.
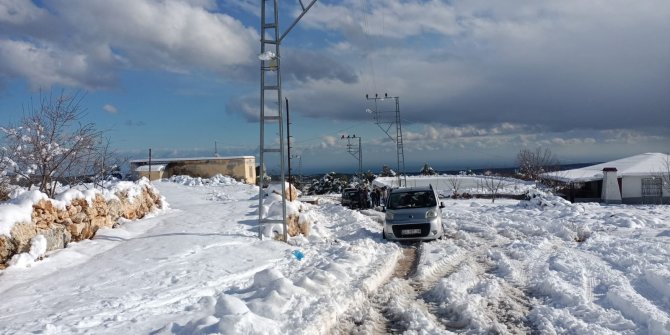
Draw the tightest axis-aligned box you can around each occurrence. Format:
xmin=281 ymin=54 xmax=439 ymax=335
xmin=341 ymin=134 xmax=362 ymax=176
xmin=366 ymin=93 xmax=406 ymax=187
xmin=259 ymin=0 xmax=317 ymax=241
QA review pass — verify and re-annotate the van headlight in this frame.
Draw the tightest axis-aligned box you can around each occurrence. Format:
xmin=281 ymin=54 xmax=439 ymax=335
xmin=385 ymin=212 xmax=394 ymax=220
xmin=426 ymin=210 xmax=438 ymax=219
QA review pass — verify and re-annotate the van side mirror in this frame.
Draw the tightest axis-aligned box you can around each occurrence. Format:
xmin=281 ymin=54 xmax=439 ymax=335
xmin=440 ymin=202 xmax=445 ymax=209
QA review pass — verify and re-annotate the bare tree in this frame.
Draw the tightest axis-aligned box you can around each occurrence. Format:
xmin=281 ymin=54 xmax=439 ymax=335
xmin=481 ymin=172 xmax=505 ymax=203
xmin=446 ymin=175 xmax=462 ymax=195
xmin=517 ymin=147 xmax=561 ymax=183
xmin=82 ymin=137 xmax=127 ymax=189
xmin=1 ymin=90 xmax=103 ymax=197
xmin=658 ymin=154 xmax=670 ymax=196
xmin=0 ymin=148 xmax=13 ymax=200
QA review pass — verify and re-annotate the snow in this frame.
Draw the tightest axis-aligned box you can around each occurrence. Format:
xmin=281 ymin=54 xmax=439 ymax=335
xmin=374 ymin=175 xmax=535 ymax=196
xmin=0 ymin=179 xmax=157 ymax=236
xmin=8 ymin=234 xmax=47 ymax=268
xmin=1 ymin=175 xmax=669 ymax=334
xmin=169 ymin=174 xmax=241 ymax=187
xmin=0 ymin=190 xmax=48 ymax=236
xmin=258 ymin=51 xmax=276 ymax=61
xmin=135 ymin=164 xmax=166 ymax=172
xmin=544 ymin=152 xmax=670 ymax=182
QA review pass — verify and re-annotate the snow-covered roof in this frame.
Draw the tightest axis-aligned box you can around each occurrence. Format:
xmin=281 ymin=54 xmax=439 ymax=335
xmin=129 ymin=156 xmax=254 ymax=164
xmin=135 ymin=164 xmax=166 ymax=172
xmin=544 ymin=152 xmax=670 ymax=182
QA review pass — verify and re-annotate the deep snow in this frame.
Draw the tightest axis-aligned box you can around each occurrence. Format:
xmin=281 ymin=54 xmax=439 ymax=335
xmin=0 ymin=176 xmax=669 ymax=334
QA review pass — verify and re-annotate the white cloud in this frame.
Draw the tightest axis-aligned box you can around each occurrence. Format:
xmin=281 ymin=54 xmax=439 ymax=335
xmin=0 ymin=0 xmax=47 ymax=24
xmin=320 ymin=135 xmax=337 ymax=148
xmin=404 ymin=123 xmax=532 ymax=142
xmin=291 ymin=0 xmax=670 ymax=134
xmin=601 ymin=129 xmax=666 ymax=144
xmin=0 ymin=39 xmax=114 ymax=89
xmin=0 ymin=0 xmax=258 ymax=89
xmin=305 ymin=0 xmax=460 ymax=38
xmin=103 ymin=104 xmax=118 ymax=114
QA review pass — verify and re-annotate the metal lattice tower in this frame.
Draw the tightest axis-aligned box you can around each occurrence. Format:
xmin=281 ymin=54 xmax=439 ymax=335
xmin=366 ymin=94 xmax=406 ymax=187
xmin=341 ymin=135 xmax=362 ymax=176
xmin=393 ymin=97 xmax=406 ymax=187
xmin=258 ymin=0 xmax=317 ymax=241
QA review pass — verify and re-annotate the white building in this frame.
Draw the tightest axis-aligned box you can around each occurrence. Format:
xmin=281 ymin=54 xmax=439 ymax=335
xmin=544 ymin=153 xmax=670 ymax=204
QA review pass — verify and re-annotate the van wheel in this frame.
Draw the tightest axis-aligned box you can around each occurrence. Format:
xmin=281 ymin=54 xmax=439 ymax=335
xmin=382 ymin=230 xmax=386 ymax=240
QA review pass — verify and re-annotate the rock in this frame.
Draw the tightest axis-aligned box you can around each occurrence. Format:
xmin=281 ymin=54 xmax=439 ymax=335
xmin=38 ymin=225 xmax=71 ymax=252
xmin=0 ymin=235 xmax=16 ymax=264
xmin=72 ymin=212 xmax=86 ymax=224
xmin=287 ymin=214 xmax=301 ymax=237
xmin=68 ymin=222 xmax=86 ymax=241
xmin=90 ymin=215 xmax=112 ymax=230
xmin=298 ymin=214 xmax=311 ymax=237
xmin=33 ymin=200 xmax=59 ymax=229
xmin=270 ymin=183 xmax=300 ymax=201
xmin=1 ymin=181 xmax=164 ymax=265
xmin=10 ymin=223 xmax=38 ymax=254
xmin=287 ymin=184 xmax=299 ymax=202
xmin=107 ymin=198 xmax=123 ymax=221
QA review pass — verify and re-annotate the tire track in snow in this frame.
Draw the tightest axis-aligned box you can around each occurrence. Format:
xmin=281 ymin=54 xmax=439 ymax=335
xmin=334 ymin=210 xmax=538 ymax=334
xmin=424 ymin=233 xmax=534 ymax=334
xmin=332 ymin=243 xmax=449 ymax=334
xmin=568 ymin=248 xmax=670 ymax=333
xmin=383 ymin=244 xmax=444 ymax=334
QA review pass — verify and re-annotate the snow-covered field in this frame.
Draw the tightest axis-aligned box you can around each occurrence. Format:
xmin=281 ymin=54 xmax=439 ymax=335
xmin=1 ymin=176 xmax=669 ymax=334
xmin=374 ymin=175 xmax=536 ymax=196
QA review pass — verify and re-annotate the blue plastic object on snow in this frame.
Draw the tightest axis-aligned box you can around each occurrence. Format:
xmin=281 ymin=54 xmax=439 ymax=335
xmin=292 ymin=250 xmax=304 ymax=261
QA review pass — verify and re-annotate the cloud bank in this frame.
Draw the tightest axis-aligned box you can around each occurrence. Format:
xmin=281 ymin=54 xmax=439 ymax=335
xmin=0 ymin=0 xmax=258 ymax=89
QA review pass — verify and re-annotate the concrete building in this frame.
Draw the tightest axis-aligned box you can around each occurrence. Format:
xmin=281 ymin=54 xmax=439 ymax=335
xmin=544 ymin=153 xmax=670 ymax=204
xmin=130 ymin=156 xmax=256 ymax=184
xmin=135 ymin=164 xmax=166 ymax=181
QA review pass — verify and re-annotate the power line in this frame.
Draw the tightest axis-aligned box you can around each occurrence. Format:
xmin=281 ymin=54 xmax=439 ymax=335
xmin=291 ymin=124 xmax=360 ymax=145
xmin=359 ymin=0 xmax=377 ymax=94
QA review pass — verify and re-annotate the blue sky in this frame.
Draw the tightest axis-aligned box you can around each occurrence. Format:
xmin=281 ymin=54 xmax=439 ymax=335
xmin=1 ymin=0 xmax=669 ymax=175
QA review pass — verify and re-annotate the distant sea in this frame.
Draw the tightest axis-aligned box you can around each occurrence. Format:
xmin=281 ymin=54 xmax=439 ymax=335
xmin=278 ymin=162 xmax=601 ymax=181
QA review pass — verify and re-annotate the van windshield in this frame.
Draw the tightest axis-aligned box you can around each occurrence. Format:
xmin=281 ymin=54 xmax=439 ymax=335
xmin=387 ymin=191 xmax=436 ymax=209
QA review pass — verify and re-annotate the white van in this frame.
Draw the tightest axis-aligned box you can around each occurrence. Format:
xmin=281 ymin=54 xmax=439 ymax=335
xmin=382 ymin=185 xmax=445 ymax=241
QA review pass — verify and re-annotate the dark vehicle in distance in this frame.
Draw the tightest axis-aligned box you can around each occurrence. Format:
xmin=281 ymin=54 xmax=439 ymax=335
xmin=341 ymin=188 xmax=361 ymax=209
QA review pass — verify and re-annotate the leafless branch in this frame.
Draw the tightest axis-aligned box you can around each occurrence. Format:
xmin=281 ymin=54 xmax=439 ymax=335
xmin=1 ymin=90 xmax=108 ymax=197
xmin=516 ymin=147 xmax=560 ymax=182
xmin=481 ymin=173 xmax=504 ymax=203
xmin=446 ymin=175 xmax=462 ymax=195
xmin=658 ymin=154 xmax=670 ymax=195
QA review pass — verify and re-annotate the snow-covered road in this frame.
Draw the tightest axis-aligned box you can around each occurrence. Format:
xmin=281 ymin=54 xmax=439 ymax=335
xmin=1 ymin=177 xmax=669 ymax=334
xmin=344 ymin=196 xmax=670 ymax=334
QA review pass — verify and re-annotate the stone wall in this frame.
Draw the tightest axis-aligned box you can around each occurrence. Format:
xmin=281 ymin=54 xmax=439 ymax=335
xmin=0 ymin=185 xmax=163 ymax=267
